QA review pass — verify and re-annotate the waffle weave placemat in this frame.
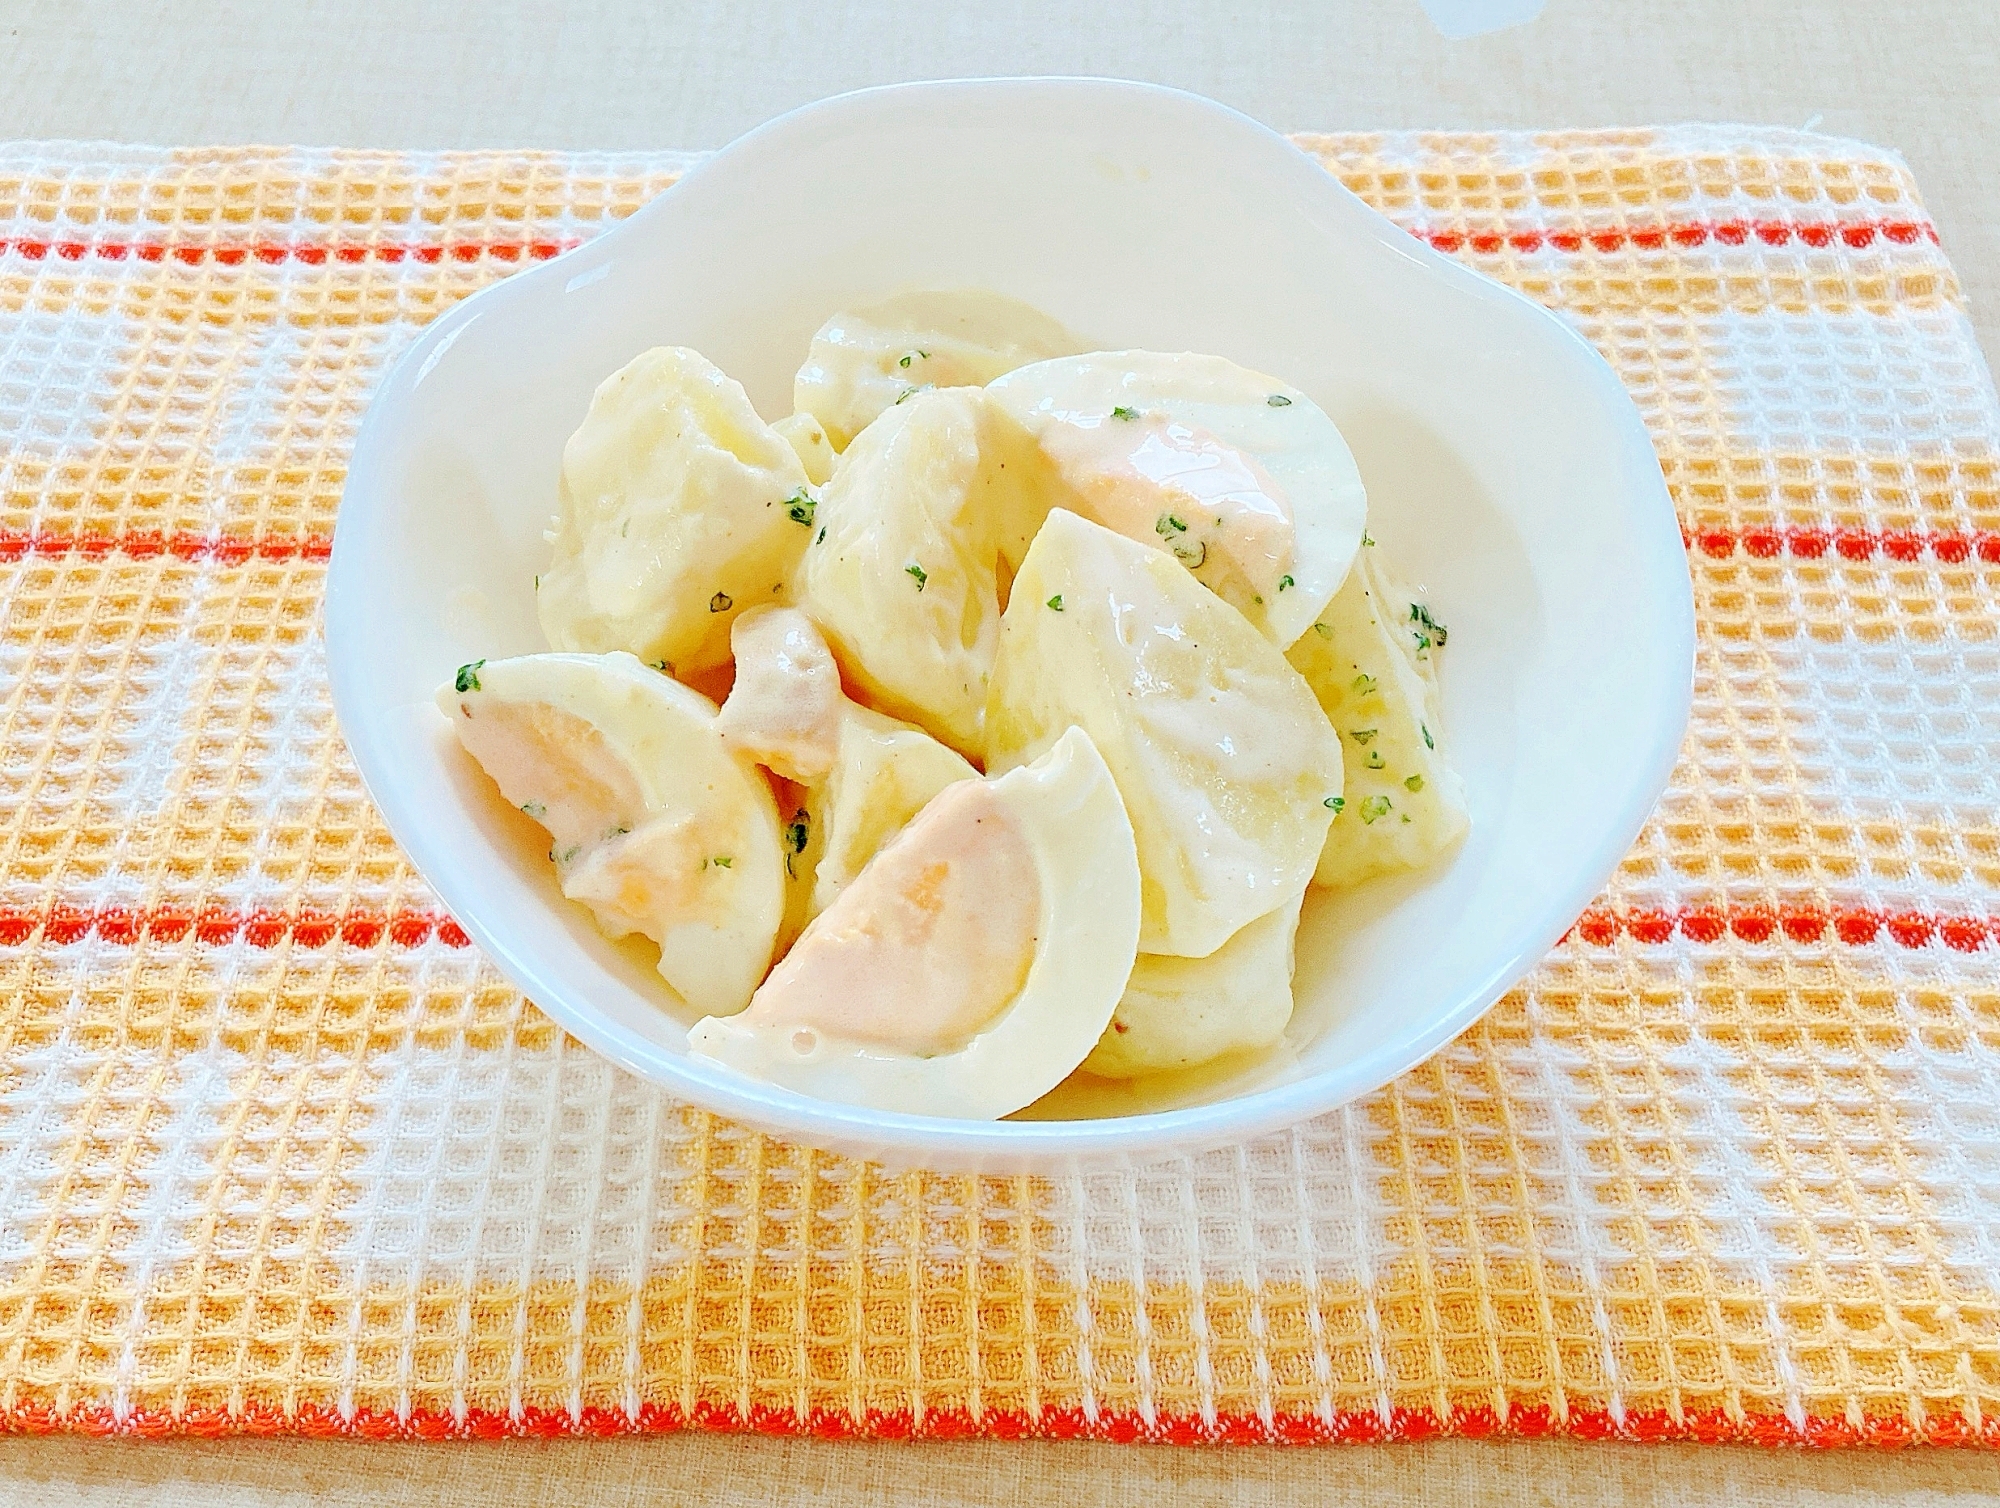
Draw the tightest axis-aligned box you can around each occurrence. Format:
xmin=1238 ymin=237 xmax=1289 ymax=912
xmin=0 ymin=126 xmax=1995 ymax=1449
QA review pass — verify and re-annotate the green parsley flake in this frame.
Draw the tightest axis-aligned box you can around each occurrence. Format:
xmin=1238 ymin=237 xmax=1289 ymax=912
xmin=786 ymin=811 xmax=810 ymax=854
xmin=1313 ymin=622 xmax=1334 ymax=639
xmin=1352 ymin=674 xmax=1378 ymax=696
xmin=649 ymin=659 xmax=670 ymax=672
xmin=900 ymin=350 xmax=928 ymax=368
xmin=520 ymin=801 xmax=546 ymax=819
xmin=1422 ymin=723 xmax=1435 ymax=750
xmin=785 ymin=491 xmax=816 ymax=527
xmin=1278 ymin=574 xmax=1294 ymax=591
xmin=1253 ymin=594 xmax=1263 ymax=605
xmin=1361 ymin=530 xmax=1375 ymax=547
xmin=1404 ymin=774 xmax=1425 ymax=792
xmin=559 ymin=844 xmax=581 ymax=864
xmin=1365 ymin=750 xmax=1386 ymax=770
xmin=707 ymin=855 xmax=733 ymax=870
xmin=1112 ymin=405 xmax=1138 ymax=421
xmin=1349 ymin=728 xmax=1378 ymax=745
xmin=1267 ymin=393 xmax=1293 ymax=407
xmin=906 ymin=562 xmax=928 ymax=591
xmin=454 ymin=660 xmax=485 ymax=693
xmin=1359 ymin=795 xmax=1393 ymax=824
xmin=816 ymin=526 xmax=826 ymax=545
xmin=1324 ymin=795 xmax=1345 ymax=812
xmin=709 ymin=591 xmax=732 ymax=613
xmin=1046 ymin=594 xmax=1064 ymax=611
xmin=1155 ymin=513 xmax=1189 ymax=536
xmin=1410 ymin=601 xmax=1449 ymax=650
xmin=605 ymin=824 xmax=631 ymax=839
xmin=895 ymin=383 xmax=933 ymax=405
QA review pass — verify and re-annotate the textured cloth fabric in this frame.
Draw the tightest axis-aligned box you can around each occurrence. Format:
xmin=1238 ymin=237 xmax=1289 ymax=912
xmin=0 ymin=127 xmax=1995 ymax=1450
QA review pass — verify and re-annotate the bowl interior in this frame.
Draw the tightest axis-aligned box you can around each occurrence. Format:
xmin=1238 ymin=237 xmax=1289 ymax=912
xmin=329 ymin=79 xmax=1692 ymax=1169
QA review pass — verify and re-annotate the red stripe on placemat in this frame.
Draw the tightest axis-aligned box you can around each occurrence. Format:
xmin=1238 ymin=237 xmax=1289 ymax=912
xmin=2 ymin=902 xmax=1988 ymax=954
xmin=1683 ymin=524 xmax=2000 ymax=564
xmin=0 ymin=530 xmax=333 ymax=564
xmin=0 ymin=905 xmax=469 ymax=949
xmin=1566 ymin=905 xmax=1995 ymax=952
xmin=0 ymin=217 xmax=1939 ymax=270
xmin=0 ymin=237 xmax=584 ymax=266
xmin=1412 ymin=215 xmax=1940 ymax=256
xmin=6 ymin=525 xmax=1996 ymax=570
xmin=0 ymin=1398 xmax=1991 ymax=1448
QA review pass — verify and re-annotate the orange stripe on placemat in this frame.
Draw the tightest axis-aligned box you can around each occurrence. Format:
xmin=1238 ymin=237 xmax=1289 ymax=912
xmin=1 ymin=901 xmax=1988 ymax=953
xmin=0 ymin=216 xmax=1940 ymax=270
xmin=0 ymin=1399 xmax=1989 ymax=1448
xmin=0 ymin=904 xmax=469 ymax=949
xmin=0 ymin=530 xmax=333 ymax=564
xmin=7 ymin=525 xmax=1995 ymax=569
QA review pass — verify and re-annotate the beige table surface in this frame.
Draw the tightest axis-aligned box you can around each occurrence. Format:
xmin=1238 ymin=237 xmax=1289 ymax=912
xmin=1 ymin=1 xmax=1998 ymax=1503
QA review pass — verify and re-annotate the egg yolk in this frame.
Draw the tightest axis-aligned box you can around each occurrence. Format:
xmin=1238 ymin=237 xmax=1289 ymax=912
xmin=452 ymin=698 xmax=644 ymax=850
xmin=742 ymin=778 xmax=1041 ymax=1056
xmin=1037 ymin=413 xmax=1296 ymax=607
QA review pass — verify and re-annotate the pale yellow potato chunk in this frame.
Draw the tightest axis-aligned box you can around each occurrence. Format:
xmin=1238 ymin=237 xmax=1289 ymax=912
xmin=987 ymin=509 xmax=1342 ymax=957
xmin=1287 ymin=542 xmax=1470 ymax=889
xmin=794 ymin=386 xmax=1050 ymax=756
xmin=538 ymin=346 xmax=813 ymax=676
xmin=1083 ymin=893 xmax=1303 ymax=1078
xmin=794 ymin=289 xmax=1082 ymax=450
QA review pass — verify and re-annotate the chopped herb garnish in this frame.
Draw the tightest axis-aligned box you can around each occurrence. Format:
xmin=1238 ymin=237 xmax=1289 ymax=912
xmin=1046 ymin=594 xmax=1064 ymax=611
xmin=520 ymin=801 xmax=546 ymax=819
xmin=1404 ymin=774 xmax=1425 ymax=792
xmin=709 ymin=591 xmax=732 ymax=613
xmin=1278 ymin=574 xmax=1294 ymax=591
xmin=1253 ymin=594 xmax=1264 ymax=605
xmin=1352 ymin=674 xmax=1378 ymax=696
xmin=559 ymin=844 xmax=581 ymax=865
xmin=1155 ymin=513 xmax=1189 ymax=536
xmin=1361 ymin=530 xmax=1375 ymax=547
xmin=894 ymin=383 xmax=933 ymax=405
xmin=707 ymin=855 xmax=733 ymax=869
xmin=1267 ymin=393 xmax=1293 ymax=407
xmin=1169 ymin=537 xmax=1206 ymax=569
xmin=905 ymin=562 xmax=928 ymax=591
xmin=649 ymin=659 xmax=668 ymax=671
xmin=816 ymin=526 xmax=826 ymax=545
xmin=1365 ymin=750 xmax=1386 ymax=770
xmin=1359 ymin=795 xmax=1393 ymax=824
xmin=1349 ymin=728 xmax=1378 ymax=745
xmin=605 ymin=824 xmax=631 ymax=839
xmin=785 ymin=490 xmax=816 ymax=527
xmin=1324 ymin=796 xmax=1345 ymax=812
xmin=1421 ymin=723 xmax=1435 ymax=750
xmin=784 ymin=810 xmax=810 ymax=876
xmin=454 ymin=660 xmax=485 ymax=693
xmin=1313 ymin=622 xmax=1334 ymax=639
xmin=1410 ymin=602 xmax=1448 ymax=648
xmin=1111 ymin=405 xmax=1138 ymax=421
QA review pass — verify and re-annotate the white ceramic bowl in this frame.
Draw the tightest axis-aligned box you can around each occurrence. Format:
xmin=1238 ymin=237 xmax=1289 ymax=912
xmin=329 ymin=78 xmax=1693 ymax=1171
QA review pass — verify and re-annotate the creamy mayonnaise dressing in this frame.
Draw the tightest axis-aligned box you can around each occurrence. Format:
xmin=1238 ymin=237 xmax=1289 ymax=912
xmin=715 ymin=605 xmax=844 ymax=782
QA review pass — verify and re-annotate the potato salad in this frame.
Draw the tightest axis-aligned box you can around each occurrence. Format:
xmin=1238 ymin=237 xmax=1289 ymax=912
xmin=437 ymin=291 xmax=1469 ymax=1119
